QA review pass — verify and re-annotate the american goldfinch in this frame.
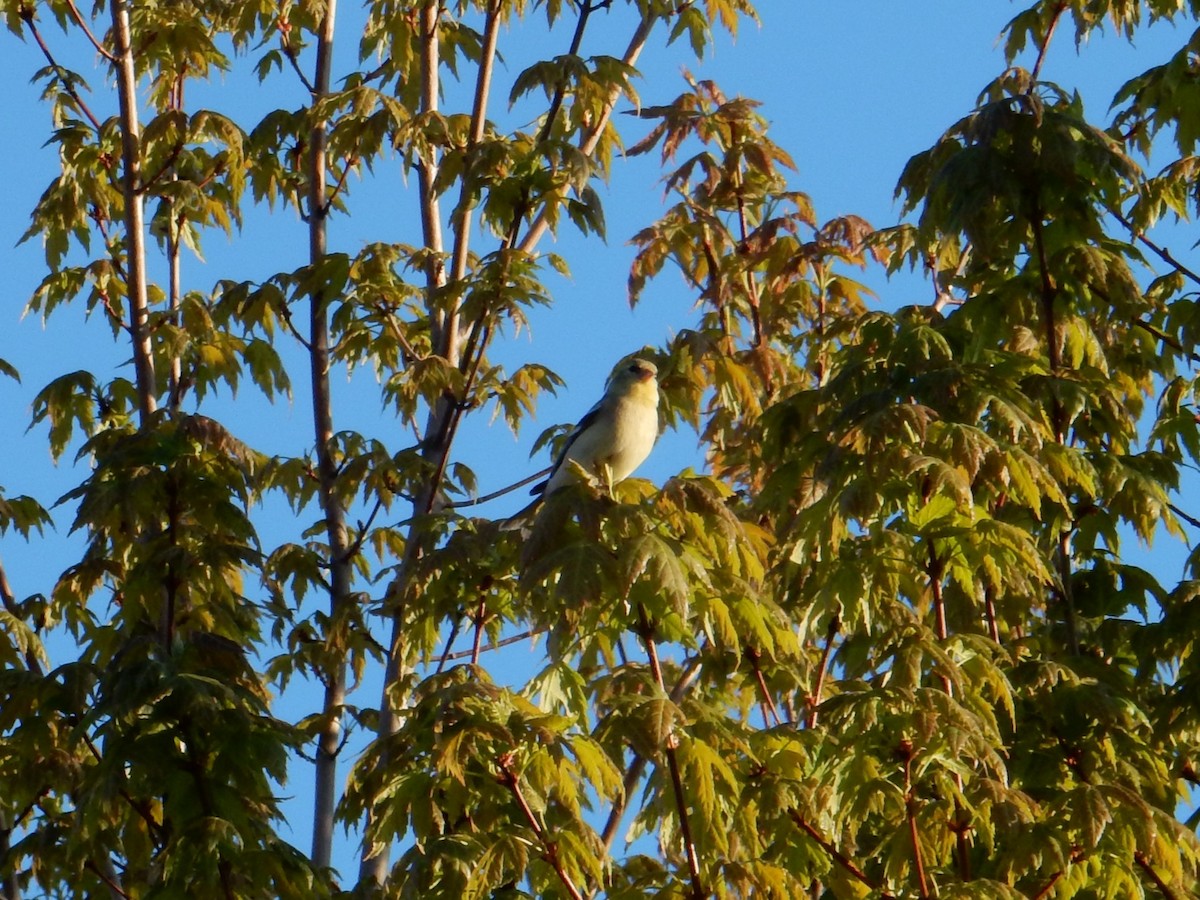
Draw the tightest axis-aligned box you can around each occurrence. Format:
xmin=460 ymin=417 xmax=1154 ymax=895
xmin=506 ymin=358 xmax=660 ymax=526
xmin=540 ymin=357 xmax=660 ymax=495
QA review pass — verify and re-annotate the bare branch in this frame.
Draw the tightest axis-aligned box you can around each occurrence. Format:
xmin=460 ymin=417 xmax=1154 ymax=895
xmin=1029 ymin=1 xmax=1067 ymax=85
xmin=519 ymin=10 xmax=658 ymax=254
xmin=443 ymin=466 xmax=553 ymax=508
xmin=280 ymin=22 xmax=316 ymax=94
xmin=65 ymin=0 xmax=116 ymax=62
xmin=441 ymin=628 xmax=545 ymax=663
xmin=447 ymin=0 xmax=504 ymax=307
xmin=307 ymin=0 xmax=349 ymax=873
xmin=22 ymin=11 xmax=103 ymax=133
xmin=1169 ymin=502 xmax=1200 ymax=529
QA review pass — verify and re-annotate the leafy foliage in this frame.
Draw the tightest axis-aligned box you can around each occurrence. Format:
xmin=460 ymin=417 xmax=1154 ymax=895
xmin=2 ymin=0 xmax=1200 ymax=898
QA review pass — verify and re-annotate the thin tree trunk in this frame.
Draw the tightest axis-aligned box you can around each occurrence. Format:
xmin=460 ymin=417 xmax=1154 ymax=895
xmin=307 ymin=0 xmax=349 ymax=872
xmin=517 ymin=14 xmax=656 ymax=255
xmin=108 ymin=17 xmax=156 ymax=892
xmin=0 ymin=809 xmax=17 ymax=900
xmin=359 ymin=0 xmax=449 ymax=885
xmin=110 ymin=0 xmax=157 ymax=425
xmin=166 ymin=74 xmax=184 ymax=414
xmin=359 ymin=5 xmax=660 ymax=887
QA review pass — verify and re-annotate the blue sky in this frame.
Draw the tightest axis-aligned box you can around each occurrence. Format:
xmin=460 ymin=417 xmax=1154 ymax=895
xmin=2 ymin=0 xmax=1197 ymax=882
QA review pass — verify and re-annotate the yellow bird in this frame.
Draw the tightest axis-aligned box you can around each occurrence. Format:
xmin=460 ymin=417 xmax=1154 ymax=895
xmin=507 ymin=358 xmax=660 ymax=526
xmin=540 ymin=357 xmax=660 ymax=494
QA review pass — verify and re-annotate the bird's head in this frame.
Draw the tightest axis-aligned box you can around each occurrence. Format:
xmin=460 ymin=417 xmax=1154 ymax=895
xmin=614 ymin=358 xmax=658 ymax=385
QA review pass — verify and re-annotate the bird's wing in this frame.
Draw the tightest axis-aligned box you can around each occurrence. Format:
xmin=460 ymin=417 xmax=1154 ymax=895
xmin=531 ymin=396 xmax=608 ymax=496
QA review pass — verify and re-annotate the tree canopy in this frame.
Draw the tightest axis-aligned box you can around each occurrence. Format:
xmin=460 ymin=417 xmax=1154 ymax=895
xmin=2 ymin=1 xmax=1200 ymax=898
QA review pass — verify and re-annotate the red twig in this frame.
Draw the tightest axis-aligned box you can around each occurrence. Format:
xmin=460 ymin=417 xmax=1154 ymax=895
xmin=322 ymin=157 xmax=356 ymax=215
xmin=983 ymin=583 xmax=1000 ymax=643
xmin=1032 ymin=869 xmax=1065 ymax=900
xmin=745 ymin=647 xmax=781 ymax=727
xmin=279 ymin=20 xmax=316 ymax=94
xmin=64 ymin=0 xmax=116 ymax=61
xmin=84 ymin=859 xmax=131 ymax=898
xmin=470 ymin=595 xmax=486 ymax=666
xmin=498 ymin=753 xmax=584 ymax=900
xmin=1029 ymin=1 xmax=1067 ymax=84
xmin=1134 ymin=850 xmax=1180 ymax=900
xmin=806 ymin=613 xmax=839 ymax=729
xmin=638 ymin=606 xmax=707 ymax=900
xmin=22 ymin=11 xmax=104 ymax=131
xmin=788 ymin=809 xmax=894 ymax=898
xmin=442 ymin=628 xmax=545 ymax=662
xmin=899 ymin=739 xmax=929 ymax=898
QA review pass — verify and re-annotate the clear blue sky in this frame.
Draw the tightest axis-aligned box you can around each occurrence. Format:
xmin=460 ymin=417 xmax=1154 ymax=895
xmin=1 ymin=0 xmax=1195 ymax=881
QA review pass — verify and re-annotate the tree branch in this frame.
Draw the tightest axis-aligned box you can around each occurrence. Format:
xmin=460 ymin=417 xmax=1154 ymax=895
xmin=165 ymin=74 xmax=185 ymax=414
xmin=805 ymin=612 xmax=839 ymax=729
xmin=305 ymin=0 xmax=349 ymax=873
xmin=983 ymin=583 xmax=1000 ymax=644
xmin=447 ymin=0 xmax=504 ymax=297
xmin=84 ymin=858 xmax=130 ymax=900
xmin=65 ymin=0 xmax=116 ymax=62
xmin=322 ymin=156 xmax=356 ymax=215
xmin=788 ymin=809 xmax=894 ymax=898
xmin=1134 ymin=850 xmax=1180 ymax=900
xmin=81 ymin=731 xmax=168 ymax=850
xmin=730 ymin=123 xmax=765 ymax=351
xmin=637 ymin=606 xmax=705 ymax=900
xmin=140 ymin=137 xmax=188 ymax=195
xmin=440 ymin=628 xmax=546 ymax=663
xmin=1029 ymin=2 xmax=1067 ymax=85
xmin=498 ymin=752 xmax=584 ymax=900
xmin=362 ymin=1 xmax=453 ymax=883
xmin=745 ymin=646 xmax=781 ymax=727
xmin=595 ymin=656 xmax=701 ymax=876
xmin=280 ymin=21 xmax=316 ymax=95
xmin=1032 ymin=203 xmax=1080 ymax=656
xmin=443 ymin=466 xmax=553 ymax=508
xmin=110 ymin=0 xmax=158 ymax=425
xmin=22 ymin=11 xmax=104 ymax=131
xmin=469 ymin=595 xmax=487 ymax=666
xmin=1169 ymin=501 xmax=1200 ymax=529
xmin=1032 ymin=869 xmax=1066 ymax=900
xmin=518 ymin=9 xmax=657 ymax=254
xmin=339 ymin=494 xmax=387 ymax=564
xmin=899 ymin=738 xmax=929 ymax=899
